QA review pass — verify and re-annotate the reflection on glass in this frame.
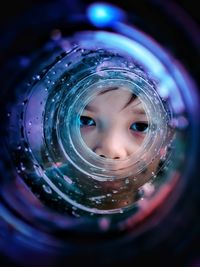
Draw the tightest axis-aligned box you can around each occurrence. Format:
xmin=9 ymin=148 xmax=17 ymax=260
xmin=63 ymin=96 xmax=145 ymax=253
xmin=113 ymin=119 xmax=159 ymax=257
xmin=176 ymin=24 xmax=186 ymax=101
xmin=80 ymin=87 xmax=149 ymax=159
xmin=78 ymin=86 xmax=163 ymax=209
xmin=7 ymin=43 xmax=176 ymax=216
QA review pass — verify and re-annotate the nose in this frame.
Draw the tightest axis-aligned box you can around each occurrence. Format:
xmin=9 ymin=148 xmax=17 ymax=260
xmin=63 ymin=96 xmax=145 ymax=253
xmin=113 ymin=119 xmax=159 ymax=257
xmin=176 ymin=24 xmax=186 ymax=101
xmin=94 ymin=132 xmax=129 ymax=160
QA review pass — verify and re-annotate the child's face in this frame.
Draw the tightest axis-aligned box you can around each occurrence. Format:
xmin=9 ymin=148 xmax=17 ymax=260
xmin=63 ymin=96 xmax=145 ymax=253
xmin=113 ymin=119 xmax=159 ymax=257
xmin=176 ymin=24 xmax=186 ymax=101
xmin=80 ymin=88 xmax=148 ymax=159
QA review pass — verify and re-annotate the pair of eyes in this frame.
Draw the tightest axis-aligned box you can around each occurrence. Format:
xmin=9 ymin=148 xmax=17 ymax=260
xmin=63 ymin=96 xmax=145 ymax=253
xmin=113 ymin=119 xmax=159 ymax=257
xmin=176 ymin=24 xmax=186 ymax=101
xmin=79 ymin=116 xmax=148 ymax=133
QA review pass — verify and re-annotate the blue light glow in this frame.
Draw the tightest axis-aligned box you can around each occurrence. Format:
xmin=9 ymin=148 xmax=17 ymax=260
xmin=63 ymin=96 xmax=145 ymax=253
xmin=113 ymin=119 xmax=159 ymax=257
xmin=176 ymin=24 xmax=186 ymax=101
xmin=77 ymin=30 xmax=187 ymax=114
xmin=87 ymin=2 xmax=125 ymax=28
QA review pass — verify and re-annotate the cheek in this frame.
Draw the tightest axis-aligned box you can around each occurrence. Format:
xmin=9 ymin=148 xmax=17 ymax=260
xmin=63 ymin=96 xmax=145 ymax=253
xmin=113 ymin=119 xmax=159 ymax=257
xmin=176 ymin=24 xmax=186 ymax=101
xmin=80 ymin=127 xmax=97 ymax=149
xmin=132 ymin=132 xmax=146 ymax=139
xmin=129 ymin=131 xmax=147 ymax=146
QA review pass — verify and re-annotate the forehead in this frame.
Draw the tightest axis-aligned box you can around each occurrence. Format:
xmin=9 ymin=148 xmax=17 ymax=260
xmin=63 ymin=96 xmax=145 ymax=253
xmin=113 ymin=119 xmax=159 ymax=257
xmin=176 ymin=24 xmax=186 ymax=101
xmin=87 ymin=87 xmax=144 ymax=111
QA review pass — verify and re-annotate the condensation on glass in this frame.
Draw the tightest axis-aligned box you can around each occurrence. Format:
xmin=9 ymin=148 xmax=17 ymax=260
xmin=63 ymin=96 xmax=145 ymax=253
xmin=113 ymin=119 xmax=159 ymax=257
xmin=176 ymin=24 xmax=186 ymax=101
xmin=5 ymin=30 xmax=190 ymax=220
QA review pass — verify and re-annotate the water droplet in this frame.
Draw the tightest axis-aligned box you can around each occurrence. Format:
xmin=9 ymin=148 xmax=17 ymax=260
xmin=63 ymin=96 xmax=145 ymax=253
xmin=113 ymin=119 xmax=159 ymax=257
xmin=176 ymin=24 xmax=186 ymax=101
xmin=125 ymin=178 xmax=130 ymax=184
xmin=22 ymin=99 xmax=28 ymax=105
xmin=33 ymin=164 xmax=39 ymax=169
xmin=33 ymin=75 xmax=41 ymax=81
xmin=42 ymin=184 xmax=52 ymax=194
xmin=16 ymin=167 xmax=21 ymax=174
xmin=20 ymin=162 xmax=26 ymax=171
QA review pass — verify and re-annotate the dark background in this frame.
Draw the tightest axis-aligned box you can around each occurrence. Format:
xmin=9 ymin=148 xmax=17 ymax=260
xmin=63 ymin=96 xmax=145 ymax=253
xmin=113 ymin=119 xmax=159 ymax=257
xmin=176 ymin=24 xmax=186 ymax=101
xmin=0 ymin=0 xmax=200 ymax=30
xmin=0 ymin=1 xmax=199 ymax=266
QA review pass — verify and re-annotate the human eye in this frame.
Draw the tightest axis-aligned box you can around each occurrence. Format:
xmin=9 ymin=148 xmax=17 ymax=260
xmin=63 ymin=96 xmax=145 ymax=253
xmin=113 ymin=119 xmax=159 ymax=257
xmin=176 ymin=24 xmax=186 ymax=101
xmin=79 ymin=116 xmax=96 ymax=127
xmin=130 ymin=122 xmax=149 ymax=133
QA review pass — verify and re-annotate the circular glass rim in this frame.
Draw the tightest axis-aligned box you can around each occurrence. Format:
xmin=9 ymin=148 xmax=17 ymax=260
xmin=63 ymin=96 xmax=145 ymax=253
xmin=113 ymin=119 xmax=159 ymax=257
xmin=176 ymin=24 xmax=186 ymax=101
xmin=57 ymin=69 xmax=169 ymax=181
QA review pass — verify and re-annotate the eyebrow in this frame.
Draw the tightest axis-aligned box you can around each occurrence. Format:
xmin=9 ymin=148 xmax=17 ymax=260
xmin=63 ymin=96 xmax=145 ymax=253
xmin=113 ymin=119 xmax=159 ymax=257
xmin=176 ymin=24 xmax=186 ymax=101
xmin=127 ymin=98 xmax=147 ymax=115
xmin=84 ymin=87 xmax=119 ymax=112
xmin=121 ymin=94 xmax=137 ymax=111
xmin=84 ymin=87 xmax=144 ymax=113
xmin=99 ymin=86 xmax=119 ymax=95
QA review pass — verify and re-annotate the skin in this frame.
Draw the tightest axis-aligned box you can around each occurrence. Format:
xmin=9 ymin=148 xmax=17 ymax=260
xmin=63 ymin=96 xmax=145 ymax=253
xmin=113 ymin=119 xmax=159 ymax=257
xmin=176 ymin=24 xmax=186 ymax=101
xmin=80 ymin=87 xmax=149 ymax=159
xmin=38 ymin=87 xmax=166 ymax=211
xmin=79 ymin=87 xmax=162 ymax=209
